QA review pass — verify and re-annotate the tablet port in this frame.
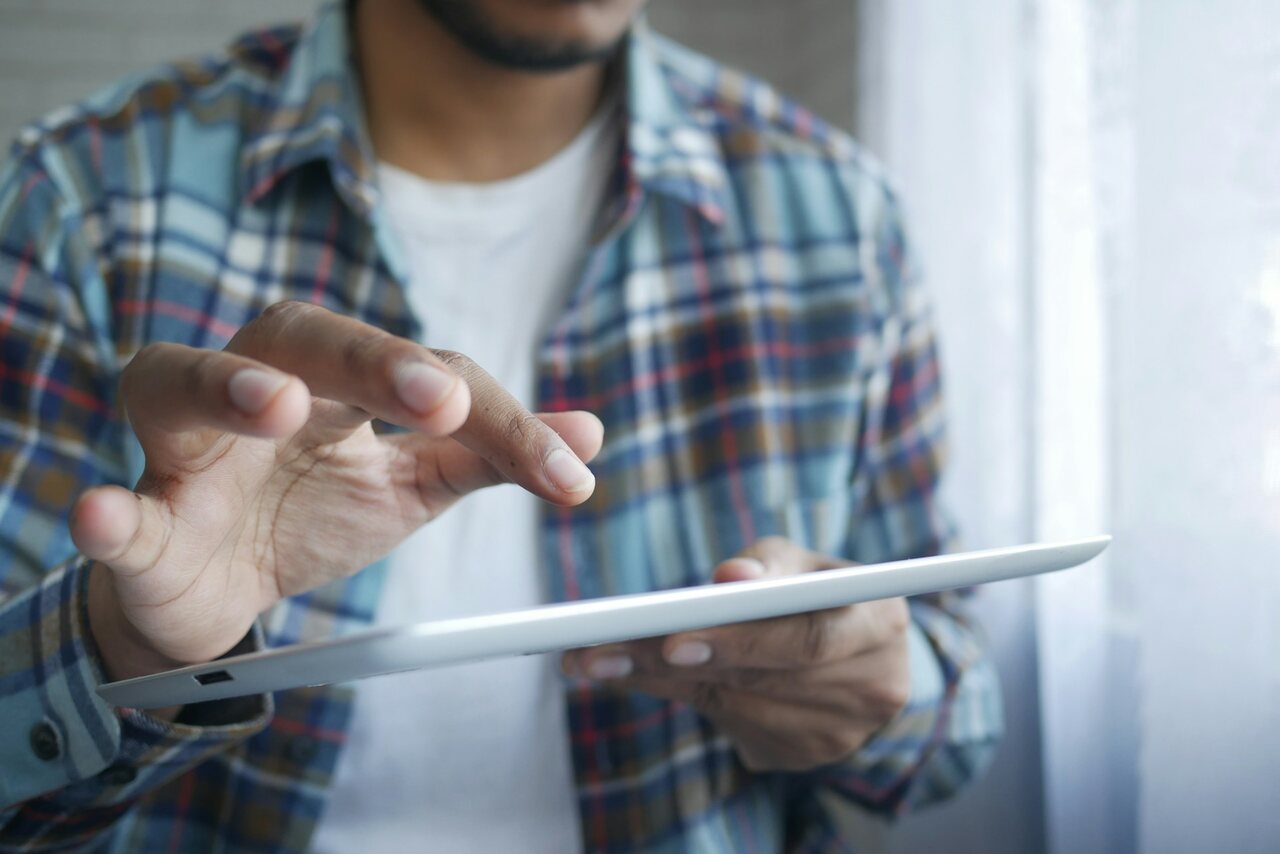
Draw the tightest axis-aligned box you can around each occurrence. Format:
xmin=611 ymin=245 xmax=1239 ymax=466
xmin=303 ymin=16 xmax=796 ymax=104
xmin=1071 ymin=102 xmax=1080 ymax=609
xmin=195 ymin=670 xmax=234 ymax=685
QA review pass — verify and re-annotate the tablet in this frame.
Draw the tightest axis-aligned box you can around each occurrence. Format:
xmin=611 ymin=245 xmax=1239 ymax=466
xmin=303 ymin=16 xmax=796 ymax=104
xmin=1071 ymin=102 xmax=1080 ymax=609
xmin=97 ymin=535 xmax=1109 ymax=709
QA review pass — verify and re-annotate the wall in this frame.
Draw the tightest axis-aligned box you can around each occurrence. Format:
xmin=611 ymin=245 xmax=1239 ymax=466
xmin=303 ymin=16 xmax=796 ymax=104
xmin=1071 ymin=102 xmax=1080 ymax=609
xmin=0 ymin=0 xmax=854 ymax=147
xmin=0 ymin=0 xmax=314 ymax=147
xmin=647 ymin=0 xmax=855 ymax=131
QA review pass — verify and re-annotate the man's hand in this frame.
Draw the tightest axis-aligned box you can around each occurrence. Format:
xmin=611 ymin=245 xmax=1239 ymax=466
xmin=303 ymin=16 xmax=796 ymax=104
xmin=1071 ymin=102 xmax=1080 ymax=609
xmin=561 ymin=537 xmax=912 ymax=773
xmin=73 ymin=301 xmax=603 ymax=688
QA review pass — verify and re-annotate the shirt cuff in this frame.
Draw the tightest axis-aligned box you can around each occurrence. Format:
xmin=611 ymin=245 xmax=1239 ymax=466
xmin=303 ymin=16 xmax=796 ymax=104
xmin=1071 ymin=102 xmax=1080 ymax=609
xmin=803 ymin=600 xmax=998 ymax=815
xmin=0 ymin=557 xmax=271 ymax=813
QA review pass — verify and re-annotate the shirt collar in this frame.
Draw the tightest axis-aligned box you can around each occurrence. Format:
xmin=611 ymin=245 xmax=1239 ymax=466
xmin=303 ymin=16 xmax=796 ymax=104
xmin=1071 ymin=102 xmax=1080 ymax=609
xmin=239 ymin=3 xmax=729 ymax=227
xmin=239 ymin=1 xmax=378 ymax=216
xmin=614 ymin=20 xmax=729 ymax=228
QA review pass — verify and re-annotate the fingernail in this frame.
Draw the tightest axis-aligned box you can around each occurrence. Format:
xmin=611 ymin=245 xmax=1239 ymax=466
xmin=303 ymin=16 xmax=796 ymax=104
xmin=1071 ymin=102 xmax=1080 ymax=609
xmin=587 ymin=655 xmax=633 ymax=680
xmin=394 ymin=362 xmax=456 ymax=414
xmin=228 ymin=369 xmax=288 ymax=414
xmin=668 ymin=641 xmax=713 ymax=667
xmin=545 ymin=448 xmax=595 ymax=494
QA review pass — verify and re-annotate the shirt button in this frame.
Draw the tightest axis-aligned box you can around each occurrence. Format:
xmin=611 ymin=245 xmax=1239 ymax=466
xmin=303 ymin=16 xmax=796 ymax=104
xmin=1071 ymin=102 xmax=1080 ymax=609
xmin=99 ymin=764 xmax=138 ymax=786
xmin=29 ymin=721 xmax=61 ymax=762
xmin=285 ymin=735 xmax=318 ymax=764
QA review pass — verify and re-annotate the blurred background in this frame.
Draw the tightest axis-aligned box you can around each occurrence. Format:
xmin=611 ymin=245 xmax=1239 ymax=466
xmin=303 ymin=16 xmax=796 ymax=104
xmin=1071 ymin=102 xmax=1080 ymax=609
xmin=1 ymin=1 xmax=1276 ymax=852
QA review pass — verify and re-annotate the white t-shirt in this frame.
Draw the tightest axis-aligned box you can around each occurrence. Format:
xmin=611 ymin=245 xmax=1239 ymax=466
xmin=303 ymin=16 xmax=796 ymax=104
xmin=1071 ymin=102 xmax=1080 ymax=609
xmin=310 ymin=102 xmax=619 ymax=854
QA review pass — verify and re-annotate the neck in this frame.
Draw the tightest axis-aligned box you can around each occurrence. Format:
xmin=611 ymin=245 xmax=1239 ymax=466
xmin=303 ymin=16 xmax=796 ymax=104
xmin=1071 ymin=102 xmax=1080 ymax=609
xmin=355 ymin=0 xmax=611 ymax=182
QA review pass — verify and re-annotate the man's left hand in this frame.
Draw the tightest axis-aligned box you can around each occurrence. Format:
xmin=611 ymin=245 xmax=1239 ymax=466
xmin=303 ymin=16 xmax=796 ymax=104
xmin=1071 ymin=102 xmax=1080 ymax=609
xmin=561 ymin=537 xmax=913 ymax=773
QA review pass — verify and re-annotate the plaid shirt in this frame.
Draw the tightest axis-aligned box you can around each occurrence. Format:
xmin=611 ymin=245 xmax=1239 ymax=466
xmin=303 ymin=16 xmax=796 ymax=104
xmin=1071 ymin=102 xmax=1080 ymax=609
xmin=0 ymin=3 xmax=1002 ymax=851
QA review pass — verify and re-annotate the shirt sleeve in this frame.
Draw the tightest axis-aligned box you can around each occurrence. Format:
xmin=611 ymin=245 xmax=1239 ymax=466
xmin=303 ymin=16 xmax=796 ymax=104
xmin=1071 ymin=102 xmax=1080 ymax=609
xmin=0 ymin=558 xmax=272 ymax=844
xmin=0 ymin=144 xmax=270 ymax=847
xmin=791 ymin=180 xmax=1004 ymax=826
xmin=798 ymin=602 xmax=1003 ymax=820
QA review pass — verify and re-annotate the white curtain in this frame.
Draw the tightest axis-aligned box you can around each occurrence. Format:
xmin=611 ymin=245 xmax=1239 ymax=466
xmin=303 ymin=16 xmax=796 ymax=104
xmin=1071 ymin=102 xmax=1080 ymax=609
xmin=1104 ymin=1 xmax=1280 ymax=850
xmin=858 ymin=2 xmax=1045 ymax=852
xmin=860 ymin=1 xmax=1280 ymax=852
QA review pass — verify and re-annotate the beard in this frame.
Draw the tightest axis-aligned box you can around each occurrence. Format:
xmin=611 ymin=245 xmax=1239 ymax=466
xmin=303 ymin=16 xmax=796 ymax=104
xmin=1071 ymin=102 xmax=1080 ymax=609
xmin=414 ymin=0 xmax=629 ymax=72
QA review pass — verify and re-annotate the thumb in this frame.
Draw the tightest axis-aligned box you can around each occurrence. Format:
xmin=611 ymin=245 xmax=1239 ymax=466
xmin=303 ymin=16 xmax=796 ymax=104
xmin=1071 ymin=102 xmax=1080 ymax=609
xmin=712 ymin=537 xmax=843 ymax=583
xmin=70 ymin=485 xmax=170 ymax=577
xmin=711 ymin=556 xmax=772 ymax=583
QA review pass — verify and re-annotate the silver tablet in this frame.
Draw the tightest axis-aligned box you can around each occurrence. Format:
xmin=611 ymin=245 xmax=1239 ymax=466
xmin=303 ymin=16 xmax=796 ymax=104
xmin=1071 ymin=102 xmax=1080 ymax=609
xmin=98 ymin=535 xmax=1109 ymax=709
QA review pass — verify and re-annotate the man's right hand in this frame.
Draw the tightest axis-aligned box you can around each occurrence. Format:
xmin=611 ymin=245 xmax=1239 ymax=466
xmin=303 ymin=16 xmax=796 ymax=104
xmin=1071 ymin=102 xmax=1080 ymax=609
xmin=71 ymin=301 xmax=603 ymax=688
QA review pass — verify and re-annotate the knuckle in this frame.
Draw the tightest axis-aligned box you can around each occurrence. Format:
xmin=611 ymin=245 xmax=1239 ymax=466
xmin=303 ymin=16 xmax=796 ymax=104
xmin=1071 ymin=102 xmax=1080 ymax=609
xmin=732 ymin=627 xmax=760 ymax=663
xmin=432 ymin=348 xmax=468 ymax=368
xmin=737 ymin=747 xmax=772 ymax=773
xmin=800 ymin=613 xmax=831 ymax=663
xmin=754 ymin=536 xmax=792 ymax=557
xmin=503 ymin=409 xmax=544 ymax=449
xmin=182 ymin=350 xmax=220 ymax=394
xmin=233 ymin=300 xmax=314 ymax=353
xmin=858 ymin=672 xmax=911 ymax=722
xmin=743 ymin=535 xmax=808 ymax=572
xmin=884 ymin=600 xmax=911 ymax=636
xmin=121 ymin=343 xmax=176 ymax=397
xmin=730 ymin=668 xmax=769 ymax=691
xmin=258 ymin=299 xmax=315 ymax=327
xmin=692 ymin=682 xmax=725 ymax=715
xmin=431 ymin=349 xmax=472 ymax=373
xmin=819 ymin=729 xmax=862 ymax=763
xmin=121 ymin=344 xmax=158 ymax=387
xmin=873 ymin=679 xmax=912 ymax=718
xmin=338 ymin=331 xmax=389 ymax=376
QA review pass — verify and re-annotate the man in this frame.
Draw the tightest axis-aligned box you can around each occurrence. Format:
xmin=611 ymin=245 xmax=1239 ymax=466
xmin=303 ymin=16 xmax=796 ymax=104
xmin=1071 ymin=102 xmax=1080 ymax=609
xmin=0 ymin=0 xmax=1002 ymax=850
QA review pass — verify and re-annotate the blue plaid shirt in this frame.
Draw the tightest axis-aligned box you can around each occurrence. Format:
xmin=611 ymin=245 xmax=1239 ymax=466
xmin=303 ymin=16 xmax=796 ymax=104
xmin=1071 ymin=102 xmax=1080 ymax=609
xmin=0 ymin=3 xmax=1002 ymax=851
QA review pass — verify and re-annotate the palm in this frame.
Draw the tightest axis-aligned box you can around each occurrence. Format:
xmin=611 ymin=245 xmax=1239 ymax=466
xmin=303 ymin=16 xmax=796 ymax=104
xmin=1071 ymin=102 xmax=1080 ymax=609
xmin=249 ymin=425 xmax=425 ymax=600
xmin=111 ymin=410 xmax=434 ymax=664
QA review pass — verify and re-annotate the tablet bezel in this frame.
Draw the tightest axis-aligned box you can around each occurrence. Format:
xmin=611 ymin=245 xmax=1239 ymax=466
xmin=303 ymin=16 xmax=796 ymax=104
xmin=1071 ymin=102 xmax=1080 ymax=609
xmin=97 ymin=535 xmax=1109 ymax=709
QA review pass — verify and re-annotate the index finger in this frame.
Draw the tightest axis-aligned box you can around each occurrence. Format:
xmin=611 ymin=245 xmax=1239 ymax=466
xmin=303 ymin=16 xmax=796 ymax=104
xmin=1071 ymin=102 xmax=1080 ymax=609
xmin=231 ymin=302 xmax=597 ymax=504
xmin=228 ymin=301 xmax=470 ymax=437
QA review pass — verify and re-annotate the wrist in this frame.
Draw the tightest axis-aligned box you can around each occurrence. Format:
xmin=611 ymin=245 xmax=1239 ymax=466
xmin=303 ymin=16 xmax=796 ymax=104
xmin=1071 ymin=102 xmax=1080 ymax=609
xmin=86 ymin=561 xmax=186 ymax=684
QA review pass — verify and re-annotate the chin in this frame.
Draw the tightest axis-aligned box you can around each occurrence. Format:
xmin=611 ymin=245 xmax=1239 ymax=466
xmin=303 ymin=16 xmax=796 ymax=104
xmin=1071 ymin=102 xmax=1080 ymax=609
xmin=417 ymin=0 xmax=649 ymax=71
xmin=481 ymin=0 xmax=647 ymax=46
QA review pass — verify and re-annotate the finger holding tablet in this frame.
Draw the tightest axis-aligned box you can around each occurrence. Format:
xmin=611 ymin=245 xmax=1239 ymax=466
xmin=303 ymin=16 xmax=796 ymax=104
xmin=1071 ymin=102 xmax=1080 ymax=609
xmin=563 ymin=537 xmax=914 ymax=773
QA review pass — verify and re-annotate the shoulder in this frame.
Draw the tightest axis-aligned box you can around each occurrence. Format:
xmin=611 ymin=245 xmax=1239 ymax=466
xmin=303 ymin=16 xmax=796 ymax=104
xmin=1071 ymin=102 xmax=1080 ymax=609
xmin=646 ymin=31 xmax=899 ymax=206
xmin=645 ymin=32 xmax=919 ymax=310
xmin=1 ymin=22 xmax=304 ymax=215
